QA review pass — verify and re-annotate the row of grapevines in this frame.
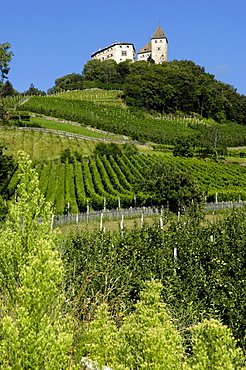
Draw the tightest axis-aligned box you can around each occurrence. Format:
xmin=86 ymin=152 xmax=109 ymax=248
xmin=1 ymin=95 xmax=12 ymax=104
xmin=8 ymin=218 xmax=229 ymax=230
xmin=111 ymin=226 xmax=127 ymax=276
xmin=108 ymin=156 xmax=132 ymax=191
xmin=54 ymin=162 xmax=66 ymax=214
xmin=38 ymin=161 xmax=53 ymax=197
xmin=73 ymin=160 xmax=87 ymax=211
xmin=100 ymin=156 xmax=131 ymax=195
xmin=82 ymin=161 xmax=105 ymax=210
xmin=65 ymin=161 xmax=79 ymax=214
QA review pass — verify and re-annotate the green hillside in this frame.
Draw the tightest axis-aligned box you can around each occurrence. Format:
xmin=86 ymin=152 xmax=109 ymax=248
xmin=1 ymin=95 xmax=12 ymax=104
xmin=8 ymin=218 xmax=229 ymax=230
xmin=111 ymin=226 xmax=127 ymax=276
xmin=17 ymin=89 xmax=246 ymax=147
xmin=2 ymin=88 xmax=246 ymax=214
xmin=2 ymin=149 xmax=246 ymax=215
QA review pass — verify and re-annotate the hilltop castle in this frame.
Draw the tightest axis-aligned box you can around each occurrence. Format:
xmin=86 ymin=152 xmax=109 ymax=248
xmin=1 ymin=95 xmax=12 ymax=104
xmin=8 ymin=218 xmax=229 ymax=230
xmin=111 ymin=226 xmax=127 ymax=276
xmin=91 ymin=26 xmax=168 ymax=64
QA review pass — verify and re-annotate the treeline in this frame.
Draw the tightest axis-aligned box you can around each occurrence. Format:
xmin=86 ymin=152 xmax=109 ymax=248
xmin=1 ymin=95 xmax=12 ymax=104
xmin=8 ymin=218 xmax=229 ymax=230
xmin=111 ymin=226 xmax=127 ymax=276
xmin=51 ymin=59 xmax=246 ymax=125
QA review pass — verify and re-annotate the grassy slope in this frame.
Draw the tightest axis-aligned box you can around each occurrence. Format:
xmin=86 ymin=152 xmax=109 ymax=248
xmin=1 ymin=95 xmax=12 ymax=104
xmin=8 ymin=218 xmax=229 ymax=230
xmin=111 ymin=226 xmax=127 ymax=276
xmin=0 ymin=127 xmax=96 ymax=161
xmin=30 ymin=116 xmax=130 ymax=140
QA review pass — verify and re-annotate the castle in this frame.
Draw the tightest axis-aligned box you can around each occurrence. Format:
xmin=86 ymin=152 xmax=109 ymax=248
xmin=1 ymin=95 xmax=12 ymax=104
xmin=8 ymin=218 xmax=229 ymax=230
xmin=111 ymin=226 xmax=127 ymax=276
xmin=91 ymin=26 xmax=168 ymax=64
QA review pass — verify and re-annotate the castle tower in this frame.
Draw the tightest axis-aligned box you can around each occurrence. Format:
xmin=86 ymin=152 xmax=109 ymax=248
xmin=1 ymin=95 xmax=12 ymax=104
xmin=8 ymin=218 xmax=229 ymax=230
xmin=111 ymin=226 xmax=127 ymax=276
xmin=151 ymin=25 xmax=168 ymax=63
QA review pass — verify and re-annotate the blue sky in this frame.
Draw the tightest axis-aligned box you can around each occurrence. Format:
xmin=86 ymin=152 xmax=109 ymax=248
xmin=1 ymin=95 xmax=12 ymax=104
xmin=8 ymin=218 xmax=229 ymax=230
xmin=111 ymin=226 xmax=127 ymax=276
xmin=2 ymin=0 xmax=246 ymax=94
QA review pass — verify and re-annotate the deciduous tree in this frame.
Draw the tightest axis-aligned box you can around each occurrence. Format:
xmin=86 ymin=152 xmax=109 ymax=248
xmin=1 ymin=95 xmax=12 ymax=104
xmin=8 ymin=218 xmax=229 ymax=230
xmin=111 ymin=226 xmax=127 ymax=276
xmin=0 ymin=42 xmax=13 ymax=81
xmin=0 ymin=151 xmax=78 ymax=369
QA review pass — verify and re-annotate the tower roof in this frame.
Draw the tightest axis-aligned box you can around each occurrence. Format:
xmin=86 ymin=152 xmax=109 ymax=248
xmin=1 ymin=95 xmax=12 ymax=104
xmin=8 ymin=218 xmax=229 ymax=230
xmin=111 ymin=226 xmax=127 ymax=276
xmin=138 ymin=41 xmax=152 ymax=54
xmin=151 ymin=25 xmax=167 ymax=39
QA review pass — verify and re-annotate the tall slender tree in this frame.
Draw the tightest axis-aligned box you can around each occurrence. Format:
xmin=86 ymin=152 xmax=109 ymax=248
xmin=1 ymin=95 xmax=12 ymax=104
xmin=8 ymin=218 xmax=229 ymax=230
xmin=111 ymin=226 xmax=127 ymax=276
xmin=0 ymin=151 xmax=78 ymax=369
xmin=0 ymin=42 xmax=13 ymax=81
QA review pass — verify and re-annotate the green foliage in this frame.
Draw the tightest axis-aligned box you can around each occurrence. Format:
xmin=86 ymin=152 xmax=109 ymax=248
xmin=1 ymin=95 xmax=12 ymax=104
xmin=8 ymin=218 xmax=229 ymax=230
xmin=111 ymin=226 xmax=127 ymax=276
xmin=94 ymin=142 xmax=123 ymax=157
xmin=0 ymin=100 xmax=8 ymax=124
xmin=49 ymin=73 xmax=83 ymax=93
xmin=123 ymin=60 xmax=246 ymax=125
xmin=60 ymin=148 xmax=76 ymax=163
xmin=134 ymin=161 xmax=203 ymax=211
xmin=62 ymin=206 xmax=246 ymax=351
xmin=173 ymin=137 xmax=194 ymax=157
xmin=9 ymin=110 xmax=30 ymax=123
xmin=0 ymin=151 xmax=78 ymax=368
xmin=94 ymin=142 xmax=138 ymax=157
xmin=23 ymin=83 xmax=46 ymax=96
xmin=81 ymin=281 xmax=184 ymax=370
xmin=0 ymin=42 xmax=13 ymax=81
xmin=0 ymin=145 xmax=15 ymax=191
xmin=188 ymin=319 xmax=245 ymax=369
xmin=82 ymin=59 xmax=130 ymax=85
xmin=18 ymin=89 xmax=246 ymax=146
xmin=5 ymin=149 xmax=246 ymax=214
xmin=1 ymin=80 xmax=15 ymax=97
xmin=0 ymin=195 xmax=7 ymax=220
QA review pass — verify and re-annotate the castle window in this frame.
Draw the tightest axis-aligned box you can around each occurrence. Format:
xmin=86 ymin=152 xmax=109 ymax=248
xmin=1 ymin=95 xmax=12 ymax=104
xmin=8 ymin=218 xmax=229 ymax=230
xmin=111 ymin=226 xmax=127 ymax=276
xmin=122 ymin=51 xmax=127 ymax=56
xmin=160 ymin=40 xmax=163 ymax=43
xmin=157 ymin=47 xmax=161 ymax=50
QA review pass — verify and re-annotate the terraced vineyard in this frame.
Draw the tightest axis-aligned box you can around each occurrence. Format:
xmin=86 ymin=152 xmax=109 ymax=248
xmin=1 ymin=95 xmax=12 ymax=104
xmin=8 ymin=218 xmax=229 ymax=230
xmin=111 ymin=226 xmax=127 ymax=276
xmin=17 ymin=90 xmax=205 ymax=144
xmin=161 ymin=155 xmax=246 ymax=202
xmin=17 ymin=89 xmax=246 ymax=146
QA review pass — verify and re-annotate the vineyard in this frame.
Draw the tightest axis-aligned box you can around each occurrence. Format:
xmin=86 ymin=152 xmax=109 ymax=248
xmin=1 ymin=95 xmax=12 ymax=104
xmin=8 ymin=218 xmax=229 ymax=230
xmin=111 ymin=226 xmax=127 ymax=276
xmin=2 ymin=150 xmax=246 ymax=214
xmin=16 ymin=90 xmax=209 ymax=144
xmin=0 ymin=126 xmax=96 ymax=160
xmin=16 ymin=89 xmax=246 ymax=146
xmin=2 ymin=88 xmax=246 ymax=214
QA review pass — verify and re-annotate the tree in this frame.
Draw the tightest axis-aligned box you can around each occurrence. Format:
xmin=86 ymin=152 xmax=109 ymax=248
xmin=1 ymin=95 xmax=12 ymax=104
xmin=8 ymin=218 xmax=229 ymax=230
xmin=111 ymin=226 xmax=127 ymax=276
xmin=1 ymin=80 xmax=14 ymax=97
xmin=0 ymin=145 xmax=15 ymax=190
xmin=0 ymin=152 xmax=78 ymax=368
xmin=0 ymin=100 xmax=8 ymax=124
xmin=123 ymin=60 xmax=246 ymax=124
xmin=49 ymin=73 xmax=83 ymax=93
xmin=82 ymin=280 xmax=184 ymax=370
xmin=188 ymin=319 xmax=245 ymax=369
xmin=0 ymin=42 xmax=14 ymax=81
xmin=99 ymin=60 xmax=119 ymax=84
xmin=93 ymin=142 xmax=123 ymax=157
xmin=24 ymin=83 xmax=46 ymax=96
xmin=117 ymin=60 xmax=132 ymax=83
xmin=0 ymin=195 xmax=8 ymax=220
xmin=82 ymin=59 xmax=102 ymax=81
xmin=113 ymin=280 xmax=184 ymax=370
xmin=173 ymin=137 xmax=194 ymax=157
xmin=134 ymin=161 xmax=203 ymax=212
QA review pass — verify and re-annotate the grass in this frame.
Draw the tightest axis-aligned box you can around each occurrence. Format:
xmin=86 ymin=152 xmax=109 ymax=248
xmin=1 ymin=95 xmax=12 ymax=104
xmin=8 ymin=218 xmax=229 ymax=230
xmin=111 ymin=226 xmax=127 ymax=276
xmin=57 ymin=214 xmax=162 ymax=233
xmin=0 ymin=126 xmax=97 ymax=160
xmin=30 ymin=116 xmax=129 ymax=140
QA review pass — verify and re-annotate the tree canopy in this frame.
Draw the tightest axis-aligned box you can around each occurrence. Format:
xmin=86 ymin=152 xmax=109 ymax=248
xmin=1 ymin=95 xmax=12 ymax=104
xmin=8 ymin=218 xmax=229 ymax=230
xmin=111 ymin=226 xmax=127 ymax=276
xmin=51 ymin=58 xmax=246 ymax=127
xmin=0 ymin=42 xmax=13 ymax=82
xmin=123 ymin=60 xmax=246 ymax=124
xmin=134 ymin=161 xmax=202 ymax=211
